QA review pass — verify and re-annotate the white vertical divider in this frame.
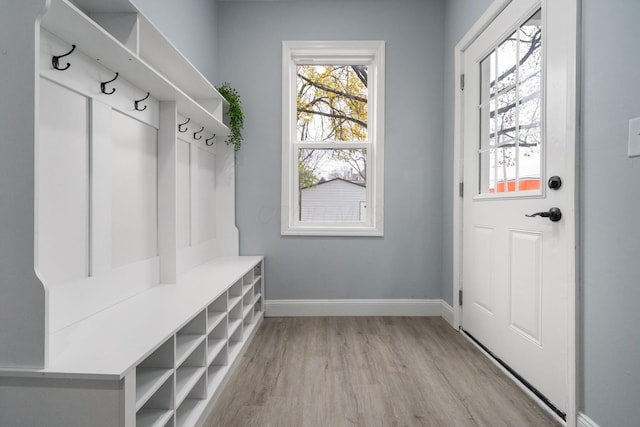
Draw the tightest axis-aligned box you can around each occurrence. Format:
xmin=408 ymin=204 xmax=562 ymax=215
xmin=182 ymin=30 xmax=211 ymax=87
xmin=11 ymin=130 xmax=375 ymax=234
xmin=89 ymin=99 xmax=113 ymax=276
xmin=89 ymin=13 xmax=139 ymax=54
xmin=190 ymin=142 xmax=201 ymax=246
xmin=215 ymin=142 xmax=239 ymax=256
xmin=158 ymin=101 xmax=178 ymax=284
xmin=123 ymin=370 xmax=136 ymax=427
xmin=195 ymin=99 xmax=225 ymax=124
xmin=0 ymin=0 xmax=48 ymax=369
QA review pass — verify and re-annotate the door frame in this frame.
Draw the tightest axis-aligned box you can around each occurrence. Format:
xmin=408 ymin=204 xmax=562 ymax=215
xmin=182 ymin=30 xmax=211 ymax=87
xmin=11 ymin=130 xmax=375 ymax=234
xmin=451 ymin=0 xmax=580 ymax=425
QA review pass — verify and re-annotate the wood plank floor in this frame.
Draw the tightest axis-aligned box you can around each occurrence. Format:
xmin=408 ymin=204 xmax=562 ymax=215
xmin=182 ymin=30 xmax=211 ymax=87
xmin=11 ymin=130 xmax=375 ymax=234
xmin=203 ymin=317 xmax=559 ymax=427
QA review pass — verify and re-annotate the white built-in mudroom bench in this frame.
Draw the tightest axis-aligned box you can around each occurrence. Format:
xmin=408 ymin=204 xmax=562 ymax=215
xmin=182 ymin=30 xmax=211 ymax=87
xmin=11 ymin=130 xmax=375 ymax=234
xmin=0 ymin=1 xmax=263 ymax=426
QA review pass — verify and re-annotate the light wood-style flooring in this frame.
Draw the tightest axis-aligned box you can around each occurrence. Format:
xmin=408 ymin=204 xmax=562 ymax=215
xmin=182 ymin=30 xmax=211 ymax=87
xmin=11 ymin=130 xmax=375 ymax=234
xmin=204 ymin=317 xmax=558 ymax=426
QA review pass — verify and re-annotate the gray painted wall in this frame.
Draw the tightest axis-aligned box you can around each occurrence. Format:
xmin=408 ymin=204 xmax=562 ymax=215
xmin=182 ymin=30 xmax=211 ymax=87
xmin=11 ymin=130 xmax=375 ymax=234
xmin=581 ymin=0 xmax=640 ymax=425
xmin=132 ymin=0 xmax=218 ymax=83
xmin=441 ymin=0 xmax=493 ymax=306
xmin=217 ymin=0 xmax=446 ymax=300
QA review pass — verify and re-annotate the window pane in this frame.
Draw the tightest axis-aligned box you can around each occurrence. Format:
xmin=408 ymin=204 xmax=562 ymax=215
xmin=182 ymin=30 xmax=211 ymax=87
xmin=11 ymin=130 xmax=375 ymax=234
xmin=478 ymin=9 xmax=542 ymax=195
xmin=296 ymin=65 xmax=368 ymax=142
xmin=496 ymin=30 xmax=517 ymax=94
xmin=517 ymin=10 xmax=542 ymax=192
xmin=298 ymin=148 xmax=367 ymax=222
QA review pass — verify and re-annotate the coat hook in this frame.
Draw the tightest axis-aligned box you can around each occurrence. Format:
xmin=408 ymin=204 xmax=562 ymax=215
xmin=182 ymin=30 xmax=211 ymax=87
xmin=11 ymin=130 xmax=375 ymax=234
xmin=52 ymin=44 xmax=76 ymax=71
xmin=134 ymin=92 xmax=150 ymax=111
xmin=205 ymin=134 xmax=216 ymax=146
xmin=194 ymin=126 xmax=205 ymax=140
xmin=100 ymin=72 xmax=119 ymax=95
xmin=178 ymin=118 xmax=190 ymax=133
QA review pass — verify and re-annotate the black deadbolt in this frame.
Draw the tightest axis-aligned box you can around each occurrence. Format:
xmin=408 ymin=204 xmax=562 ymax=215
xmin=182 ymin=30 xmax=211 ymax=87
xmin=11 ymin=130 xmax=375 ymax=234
xmin=548 ymin=176 xmax=562 ymax=190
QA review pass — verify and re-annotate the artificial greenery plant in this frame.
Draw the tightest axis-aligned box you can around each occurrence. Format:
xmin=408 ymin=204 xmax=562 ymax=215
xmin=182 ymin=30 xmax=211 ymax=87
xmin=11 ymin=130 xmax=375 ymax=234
xmin=216 ymin=82 xmax=244 ymax=151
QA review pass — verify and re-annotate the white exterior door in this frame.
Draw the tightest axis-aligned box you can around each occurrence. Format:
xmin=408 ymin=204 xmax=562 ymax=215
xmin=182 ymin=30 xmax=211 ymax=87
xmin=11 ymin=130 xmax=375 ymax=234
xmin=461 ymin=0 xmax=576 ymax=417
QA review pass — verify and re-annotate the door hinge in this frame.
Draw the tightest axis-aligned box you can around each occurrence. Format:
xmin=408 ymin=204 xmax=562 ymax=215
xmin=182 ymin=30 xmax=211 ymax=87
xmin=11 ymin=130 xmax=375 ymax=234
xmin=460 ymin=73 xmax=465 ymax=91
xmin=459 ymin=182 xmax=464 ymax=198
xmin=459 ymin=290 xmax=463 ymax=306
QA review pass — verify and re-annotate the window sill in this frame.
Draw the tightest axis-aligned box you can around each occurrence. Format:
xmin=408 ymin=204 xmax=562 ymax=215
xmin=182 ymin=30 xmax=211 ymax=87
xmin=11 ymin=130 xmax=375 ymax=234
xmin=281 ymin=224 xmax=383 ymax=237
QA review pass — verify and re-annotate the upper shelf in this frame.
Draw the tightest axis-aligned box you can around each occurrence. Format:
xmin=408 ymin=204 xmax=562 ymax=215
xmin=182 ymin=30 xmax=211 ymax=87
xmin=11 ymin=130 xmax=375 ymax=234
xmin=42 ymin=0 xmax=230 ymax=136
xmin=136 ymin=15 xmax=226 ymax=107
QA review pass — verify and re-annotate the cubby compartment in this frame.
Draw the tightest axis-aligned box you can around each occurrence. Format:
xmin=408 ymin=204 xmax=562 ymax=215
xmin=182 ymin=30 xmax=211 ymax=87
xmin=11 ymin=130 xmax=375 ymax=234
xmin=175 ymin=374 xmax=207 ymax=427
xmin=228 ymin=279 xmax=243 ymax=311
xmin=136 ymin=371 xmax=174 ymax=427
xmin=254 ymin=294 xmax=263 ymax=317
xmin=252 ymin=262 xmax=264 ymax=318
xmin=207 ymin=293 xmax=227 ymax=334
xmin=242 ymin=292 xmax=254 ymax=327
xmin=228 ymin=315 xmax=244 ymax=360
xmin=207 ymin=348 xmax=228 ymax=395
xmin=136 ymin=337 xmax=175 ymax=412
xmin=176 ymin=311 xmax=206 ymax=367
xmin=228 ymin=299 xmax=243 ymax=337
xmin=207 ymin=319 xmax=227 ymax=362
xmin=242 ymin=269 xmax=254 ymax=296
xmin=175 ymin=340 xmax=206 ymax=409
xmin=253 ymin=279 xmax=262 ymax=301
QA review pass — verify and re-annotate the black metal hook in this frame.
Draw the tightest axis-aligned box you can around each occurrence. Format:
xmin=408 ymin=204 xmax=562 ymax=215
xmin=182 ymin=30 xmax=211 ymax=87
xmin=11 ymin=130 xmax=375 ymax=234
xmin=194 ymin=126 xmax=205 ymax=140
xmin=52 ymin=44 xmax=76 ymax=71
xmin=178 ymin=118 xmax=190 ymax=133
xmin=134 ymin=92 xmax=150 ymax=111
xmin=100 ymin=72 xmax=119 ymax=95
xmin=205 ymin=134 xmax=216 ymax=146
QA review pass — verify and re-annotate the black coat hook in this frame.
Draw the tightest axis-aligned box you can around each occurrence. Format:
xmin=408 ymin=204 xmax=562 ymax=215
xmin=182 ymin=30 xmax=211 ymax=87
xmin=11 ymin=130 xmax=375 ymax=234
xmin=100 ymin=72 xmax=119 ymax=95
xmin=205 ymin=134 xmax=216 ymax=146
xmin=178 ymin=118 xmax=190 ymax=133
xmin=194 ymin=126 xmax=205 ymax=140
xmin=52 ymin=44 xmax=76 ymax=71
xmin=134 ymin=92 xmax=150 ymax=111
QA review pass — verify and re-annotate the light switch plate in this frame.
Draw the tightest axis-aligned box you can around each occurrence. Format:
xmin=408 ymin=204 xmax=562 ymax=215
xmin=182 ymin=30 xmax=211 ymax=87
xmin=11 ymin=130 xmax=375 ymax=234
xmin=628 ymin=117 xmax=640 ymax=157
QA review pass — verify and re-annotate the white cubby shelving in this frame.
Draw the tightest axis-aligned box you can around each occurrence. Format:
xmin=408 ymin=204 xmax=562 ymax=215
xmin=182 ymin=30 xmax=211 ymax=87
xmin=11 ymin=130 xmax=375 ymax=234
xmin=136 ymin=338 xmax=174 ymax=413
xmin=206 ymin=295 xmax=227 ymax=334
xmin=207 ymin=350 xmax=229 ymax=396
xmin=176 ymin=312 xmax=206 ymax=367
xmin=136 ymin=376 xmax=174 ymax=427
xmin=176 ymin=395 xmax=207 ymax=427
xmin=175 ymin=367 xmax=206 ymax=410
xmin=1 ymin=257 xmax=264 ymax=427
xmin=243 ymin=297 xmax=254 ymax=329
xmin=228 ymin=279 xmax=243 ymax=312
xmin=0 ymin=0 xmax=265 ymax=426
xmin=207 ymin=321 xmax=227 ymax=362
xmin=228 ymin=302 xmax=244 ymax=339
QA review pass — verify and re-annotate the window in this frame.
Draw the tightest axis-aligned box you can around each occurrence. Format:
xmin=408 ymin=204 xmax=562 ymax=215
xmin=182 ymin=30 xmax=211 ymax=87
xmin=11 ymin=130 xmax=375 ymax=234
xmin=281 ymin=41 xmax=385 ymax=236
xmin=478 ymin=10 xmax=542 ymax=196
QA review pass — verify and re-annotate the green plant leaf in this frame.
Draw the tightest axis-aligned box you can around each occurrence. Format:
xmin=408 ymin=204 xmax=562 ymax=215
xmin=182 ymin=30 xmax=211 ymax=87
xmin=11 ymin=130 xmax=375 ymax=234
xmin=216 ymin=82 xmax=244 ymax=151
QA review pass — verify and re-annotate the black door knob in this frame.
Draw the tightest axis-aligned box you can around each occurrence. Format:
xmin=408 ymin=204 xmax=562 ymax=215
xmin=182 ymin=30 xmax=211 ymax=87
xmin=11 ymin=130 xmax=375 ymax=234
xmin=525 ymin=207 xmax=562 ymax=222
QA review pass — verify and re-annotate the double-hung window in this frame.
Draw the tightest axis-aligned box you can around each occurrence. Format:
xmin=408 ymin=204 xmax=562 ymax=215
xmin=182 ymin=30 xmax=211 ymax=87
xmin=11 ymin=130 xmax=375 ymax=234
xmin=281 ymin=41 xmax=385 ymax=236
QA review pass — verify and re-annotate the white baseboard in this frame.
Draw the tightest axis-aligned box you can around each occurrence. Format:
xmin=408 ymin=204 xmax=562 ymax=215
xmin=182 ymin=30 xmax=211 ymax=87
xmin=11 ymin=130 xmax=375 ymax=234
xmin=577 ymin=413 xmax=600 ymax=427
xmin=265 ymin=299 xmax=448 ymax=317
xmin=440 ymin=301 xmax=455 ymax=327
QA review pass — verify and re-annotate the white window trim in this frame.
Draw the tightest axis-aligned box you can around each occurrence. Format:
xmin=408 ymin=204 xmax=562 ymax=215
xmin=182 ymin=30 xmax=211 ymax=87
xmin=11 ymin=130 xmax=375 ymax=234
xmin=281 ymin=40 xmax=385 ymax=236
